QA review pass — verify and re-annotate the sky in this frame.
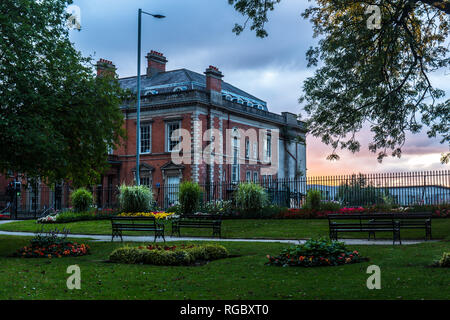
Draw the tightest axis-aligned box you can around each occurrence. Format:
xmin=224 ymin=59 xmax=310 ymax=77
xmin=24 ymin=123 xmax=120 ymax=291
xmin=69 ymin=0 xmax=449 ymax=176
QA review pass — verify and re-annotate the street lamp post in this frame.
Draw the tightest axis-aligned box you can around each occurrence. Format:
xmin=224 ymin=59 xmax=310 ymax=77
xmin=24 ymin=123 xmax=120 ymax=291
xmin=136 ymin=9 xmax=165 ymax=186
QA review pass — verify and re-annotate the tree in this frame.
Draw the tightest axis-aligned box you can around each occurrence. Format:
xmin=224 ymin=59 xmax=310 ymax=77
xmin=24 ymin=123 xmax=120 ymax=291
xmin=229 ymin=0 xmax=450 ymax=163
xmin=0 ymin=0 xmax=127 ymax=187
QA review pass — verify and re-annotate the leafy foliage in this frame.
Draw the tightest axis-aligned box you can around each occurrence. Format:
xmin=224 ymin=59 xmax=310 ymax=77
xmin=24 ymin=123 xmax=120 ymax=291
xmin=266 ymin=238 xmax=366 ymax=267
xmin=228 ymin=0 xmax=281 ymax=38
xmin=0 ymin=0 xmax=127 ymax=186
xmin=118 ymin=185 xmax=154 ymax=213
xmin=200 ymin=200 xmax=233 ymax=215
xmin=337 ymin=174 xmax=385 ymax=206
xmin=234 ymin=182 xmax=269 ymax=217
xmin=179 ymin=181 xmax=202 ymax=215
xmin=304 ymin=190 xmax=322 ymax=210
xmin=70 ymin=188 xmax=93 ymax=212
xmin=229 ymin=0 xmax=450 ymax=162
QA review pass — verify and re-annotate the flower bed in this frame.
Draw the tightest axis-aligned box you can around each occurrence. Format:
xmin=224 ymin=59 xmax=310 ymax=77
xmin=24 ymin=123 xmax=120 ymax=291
xmin=118 ymin=211 xmax=175 ymax=219
xmin=275 ymin=207 xmax=366 ymax=219
xmin=109 ymin=243 xmax=228 ymax=266
xmin=266 ymin=238 xmax=367 ymax=267
xmin=275 ymin=204 xmax=449 ymax=219
xmin=14 ymin=229 xmax=90 ymax=258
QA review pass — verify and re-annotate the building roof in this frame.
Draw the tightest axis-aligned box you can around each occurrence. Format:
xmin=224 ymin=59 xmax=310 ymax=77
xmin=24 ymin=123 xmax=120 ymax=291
xmin=118 ymin=68 xmax=268 ymax=111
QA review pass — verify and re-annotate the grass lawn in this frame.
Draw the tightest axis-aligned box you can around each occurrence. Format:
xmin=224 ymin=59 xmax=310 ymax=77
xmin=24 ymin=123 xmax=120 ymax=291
xmin=0 ymin=218 xmax=449 ymax=240
xmin=0 ymin=236 xmax=449 ymax=299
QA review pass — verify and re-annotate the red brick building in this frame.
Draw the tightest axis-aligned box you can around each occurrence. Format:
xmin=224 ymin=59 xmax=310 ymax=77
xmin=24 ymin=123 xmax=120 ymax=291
xmin=1 ymin=50 xmax=307 ymax=211
xmin=101 ymin=51 xmax=306 ymax=189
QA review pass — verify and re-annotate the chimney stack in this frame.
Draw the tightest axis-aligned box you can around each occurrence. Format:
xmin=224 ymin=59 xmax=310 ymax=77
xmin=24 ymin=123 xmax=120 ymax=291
xmin=96 ymin=58 xmax=116 ymax=77
xmin=146 ymin=50 xmax=167 ymax=77
xmin=204 ymin=65 xmax=223 ymax=92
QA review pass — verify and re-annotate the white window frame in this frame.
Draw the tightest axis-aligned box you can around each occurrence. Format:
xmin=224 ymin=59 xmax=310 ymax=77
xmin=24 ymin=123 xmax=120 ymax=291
xmin=264 ymin=132 xmax=272 ymax=162
xmin=165 ymin=121 xmax=181 ymax=152
xmin=253 ymin=171 xmax=258 ymax=182
xmin=245 ymin=138 xmax=250 ymax=159
xmin=140 ymin=123 xmax=152 ymax=154
xmin=232 ymin=136 xmax=240 ymax=183
xmin=140 ymin=176 xmax=151 ymax=187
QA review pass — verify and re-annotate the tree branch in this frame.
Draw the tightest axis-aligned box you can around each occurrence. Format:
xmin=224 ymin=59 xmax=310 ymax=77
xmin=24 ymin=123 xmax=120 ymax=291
xmin=419 ymin=0 xmax=450 ymax=14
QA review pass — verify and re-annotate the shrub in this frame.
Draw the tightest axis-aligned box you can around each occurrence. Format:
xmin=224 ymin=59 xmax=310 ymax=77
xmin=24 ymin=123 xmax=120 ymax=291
xmin=70 ymin=188 xmax=93 ymax=212
xmin=118 ymin=184 xmax=154 ymax=213
xmin=304 ymin=190 xmax=322 ymax=210
xmin=166 ymin=203 xmax=181 ymax=214
xmin=234 ymin=183 xmax=268 ymax=217
xmin=259 ymin=205 xmax=286 ymax=218
xmin=109 ymin=243 xmax=229 ymax=266
xmin=319 ymin=200 xmax=341 ymax=212
xmin=37 ymin=208 xmax=118 ymax=224
xmin=179 ymin=181 xmax=202 ymax=215
xmin=200 ymin=200 xmax=233 ymax=215
xmin=266 ymin=238 xmax=366 ymax=267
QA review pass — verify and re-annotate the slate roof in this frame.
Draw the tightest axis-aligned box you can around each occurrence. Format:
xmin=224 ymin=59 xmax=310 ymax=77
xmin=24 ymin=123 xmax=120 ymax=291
xmin=118 ymin=68 xmax=268 ymax=110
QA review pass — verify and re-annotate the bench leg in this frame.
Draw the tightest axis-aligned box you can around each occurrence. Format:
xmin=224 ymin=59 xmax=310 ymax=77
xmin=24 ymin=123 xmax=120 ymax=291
xmin=330 ymin=230 xmax=337 ymax=241
xmin=426 ymin=226 xmax=432 ymax=241
xmin=171 ymin=223 xmax=178 ymax=237
xmin=213 ymin=226 xmax=221 ymax=238
xmin=111 ymin=229 xmax=122 ymax=242
xmin=393 ymin=228 xmax=401 ymax=245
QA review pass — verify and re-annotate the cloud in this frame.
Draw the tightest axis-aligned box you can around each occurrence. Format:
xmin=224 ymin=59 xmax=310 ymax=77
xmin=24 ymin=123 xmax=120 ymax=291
xmin=69 ymin=0 xmax=449 ymax=175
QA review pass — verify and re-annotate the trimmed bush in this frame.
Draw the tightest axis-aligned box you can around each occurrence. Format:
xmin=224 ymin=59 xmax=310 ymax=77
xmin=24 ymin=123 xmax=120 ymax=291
xmin=234 ymin=183 xmax=268 ymax=217
xmin=70 ymin=188 xmax=93 ymax=212
xmin=118 ymin=184 xmax=154 ymax=213
xmin=179 ymin=181 xmax=202 ymax=215
xmin=109 ymin=243 xmax=229 ymax=266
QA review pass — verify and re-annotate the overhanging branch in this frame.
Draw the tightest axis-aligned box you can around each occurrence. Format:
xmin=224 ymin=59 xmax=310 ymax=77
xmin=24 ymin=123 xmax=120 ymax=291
xmin=419 ymin=0 xmax=450 ymax=14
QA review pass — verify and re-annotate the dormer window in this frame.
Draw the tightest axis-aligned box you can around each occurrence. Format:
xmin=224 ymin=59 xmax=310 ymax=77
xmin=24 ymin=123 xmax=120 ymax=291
xmin=173 ymin=86 xmax=187 ymax=92
xmin=144 ymin=89 xmax=158 ymax=95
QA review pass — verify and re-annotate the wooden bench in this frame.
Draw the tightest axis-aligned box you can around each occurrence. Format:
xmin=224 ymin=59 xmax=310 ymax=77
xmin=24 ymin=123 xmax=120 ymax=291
xmin=111 ymin=216 xmax=165 ymax=242
xmin=328 ymin=213 xmax=401 ymax=244
xmin=172 ymin=214 xmax=222 ymax=238
xmin=395 ymin=213 xmax=432 ymax=240
xmin=328 ymin=212 xmax=432 ymax=245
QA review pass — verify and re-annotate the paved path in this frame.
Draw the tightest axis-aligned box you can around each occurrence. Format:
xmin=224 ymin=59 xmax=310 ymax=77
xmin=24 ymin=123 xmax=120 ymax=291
xmin=0 ymin=221 xmax=433 ymax=246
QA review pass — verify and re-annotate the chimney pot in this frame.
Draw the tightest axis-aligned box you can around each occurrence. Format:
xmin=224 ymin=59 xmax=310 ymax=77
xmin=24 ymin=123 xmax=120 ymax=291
xmin=204 ymin=65 xmax=223 ymax=93
xmin=96 ymin=58 xmax=116 ymax=77
xmin=146 ymin=50 xmax=168 ymax=77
